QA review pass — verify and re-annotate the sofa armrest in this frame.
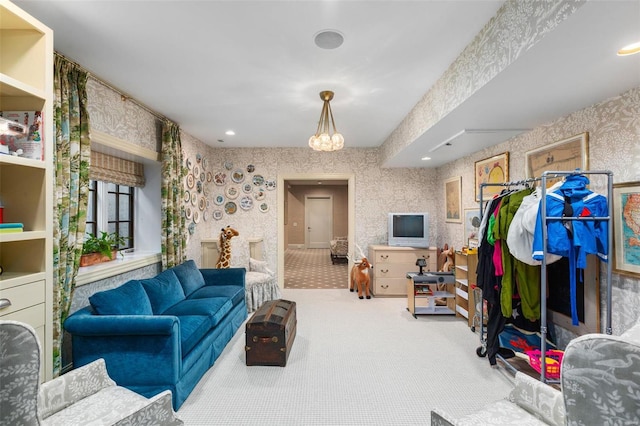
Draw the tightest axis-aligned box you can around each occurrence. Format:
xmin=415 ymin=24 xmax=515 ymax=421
xmin=64 ymin=308 xmax=178 ymax=336
xmin=509 ymin=372 xmax=564 ymax=426
xmin=200 ymin=267 xmax=246 ymax=288
xmin=113 ymin=390 xmax=184 ymax=426
xmin=39 ymin=358 xmax=115 ymax=420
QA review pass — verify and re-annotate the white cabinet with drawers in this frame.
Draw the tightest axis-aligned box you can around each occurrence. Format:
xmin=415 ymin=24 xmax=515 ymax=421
xmin=368 ymin=245 xmax=438 ymax=297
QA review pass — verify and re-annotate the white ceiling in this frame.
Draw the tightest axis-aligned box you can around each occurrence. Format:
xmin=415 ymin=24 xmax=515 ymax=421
xmin=13 ymin=0 xmax=640 ymax=168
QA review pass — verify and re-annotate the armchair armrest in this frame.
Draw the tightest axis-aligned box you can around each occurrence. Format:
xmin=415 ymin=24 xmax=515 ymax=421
xmin=509 ymin=372 xmax=564 ymax=426
xmin=113 ymin=390 xmax=184 ymax=426
xmin=430 ymin=408 xmax=459 ymax=426
xmin=39 ymin=359 xmax=115 ymax=420
xmin=64 ymin=308 xmax=178 ymax=336
xmin=200 ymin=267 xmax=246 ymax=288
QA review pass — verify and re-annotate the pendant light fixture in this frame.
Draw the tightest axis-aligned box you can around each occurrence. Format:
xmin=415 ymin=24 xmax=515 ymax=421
xmin=308 ymin=90 xmax=344 ymax=152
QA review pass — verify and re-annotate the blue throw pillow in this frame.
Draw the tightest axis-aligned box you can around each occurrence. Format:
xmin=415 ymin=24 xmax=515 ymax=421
xmin=141 ymin=269 xmax=186 ymax=314
xmin=89 ymin=280 xmax=153 ymax=315
xmin=171 ymin=260 xmax=206 ymax=297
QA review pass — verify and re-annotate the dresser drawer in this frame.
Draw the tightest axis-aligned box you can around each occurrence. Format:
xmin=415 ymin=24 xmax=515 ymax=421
xmin=375 ymin=263 xmax=433 ymax=278
xmin=0 ymin=279 xmax=45 ymax=317
xmin=373 ymin=250 xmax=435 ymax=265
xmin=373 ymin=278 xmax=406 ymax=296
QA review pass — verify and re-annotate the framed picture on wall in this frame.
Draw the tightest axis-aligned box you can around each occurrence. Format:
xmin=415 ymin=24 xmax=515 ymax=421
xmin=445 ymin=176 xmax=462 ymax=223
xmin=525 ymin=132 xmax=589 ymax=185
xmin=613 ymin=181 xmax=640 ymax=278
xmin=463 ymin=208 xmax=482 ymax=243
xmin=474 ymin=152 xmax=509 ymax=201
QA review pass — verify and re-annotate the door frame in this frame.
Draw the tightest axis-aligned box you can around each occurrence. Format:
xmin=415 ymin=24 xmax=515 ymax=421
xmin=304 ymin=194 xmax=333 ymax=248
xmin=278 ymin=173 xmax=355 ymax=289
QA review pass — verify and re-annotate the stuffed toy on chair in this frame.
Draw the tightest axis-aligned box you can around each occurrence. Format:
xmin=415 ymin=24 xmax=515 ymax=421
xmin=216 ymin=225 xmax=239 ymax=268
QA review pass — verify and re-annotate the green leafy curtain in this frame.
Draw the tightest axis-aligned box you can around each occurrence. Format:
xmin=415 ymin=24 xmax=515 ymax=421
xmin=161 ymin=121 xmax=186 ymax=268
xmin=52 ymin=55 xmax=91 ymax=376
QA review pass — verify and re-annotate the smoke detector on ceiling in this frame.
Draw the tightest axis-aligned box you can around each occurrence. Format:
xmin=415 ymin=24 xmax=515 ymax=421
xmin=314 ymin=30 xmax=344 ymax=50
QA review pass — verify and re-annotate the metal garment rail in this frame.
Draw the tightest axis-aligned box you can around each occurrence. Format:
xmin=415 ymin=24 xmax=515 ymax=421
xmin=477 ymin=170 xmax=613 ymax=383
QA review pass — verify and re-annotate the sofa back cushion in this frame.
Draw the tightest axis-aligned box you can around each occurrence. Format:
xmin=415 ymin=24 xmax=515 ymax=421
xmin=141 ymin=269 xmax=186 ymax=314
xmin=171 ymin=260 xmax=206 ymax=297
xmin=89 ymin=280 xmax=153 ymax=315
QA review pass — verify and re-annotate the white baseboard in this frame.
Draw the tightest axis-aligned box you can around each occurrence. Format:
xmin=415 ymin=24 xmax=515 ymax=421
xmin=288 ymin=244 xmax=305 ymax=249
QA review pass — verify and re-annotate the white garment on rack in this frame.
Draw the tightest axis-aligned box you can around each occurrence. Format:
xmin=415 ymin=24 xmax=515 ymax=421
xmin=507 ymin=184 xmax=562 ymax=266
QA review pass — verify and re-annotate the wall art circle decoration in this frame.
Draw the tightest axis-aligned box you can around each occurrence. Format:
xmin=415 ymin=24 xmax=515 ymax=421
xmin=196 ymin=180 xmax=203 ymax=194
xmin=196 ymin=153 xmax=202 ymax=163
xmin=188 ymin=222 xmax=196 ymax=235
xmin=252 ymin=174 xmax=264 ymax=186
xmin=203 ymin=211 xmax=208 ymax=222
xmin=186 ymin=174 xmax=195 ymax=189
xmin=224 ymin=161 xmax=233 ymax=170
xmin=199 ymin=196 xmax=206 ymax=211
xmin=200 ymin=172 xmax=206 ymax=182
xmin=224 ymin=201 xmax=237 ymax=215
xmin=239 ymin=195 xmax=253 ymax=210
xmin=246 ymin=164 xmax=255 ymax=173
xmin=226 ymin=186 xmax=239 ymax=199
xmin=202 ymin=158 xmax=209 ymax=170
xmin=185 ymin=206 xmax=193 ymax=219
xmin=194 ymin=210 xmax=201 ymax=223
xmin=259 ymin=202 xmax=269 ymax=213
xmin=213 ymin=210 xmax=223 ymax=220
xmin=214 ymin=172 xmax=226 ymax=185
xmin=193 ymin=165 xmax=200 ymax=178
xmin=184 ymin=190 xmax=191 ymax=203
xmin=243 ymin=183 xmax=253 ymax=193
xmin=265 ymin=180 xmax=276 ymax=190
xmin=231 ymin=169 xmax=244 ymax=183
xmin=186 ymin=158 xmax=193 ymax=170
xmin=254 ymin=188 xmax=266 ymax=201
xmin=191 ymin=193 xmax=198 ymax=206
xmin=202 ymin=184 xmax=209 ymax=196
xmin=214 ymin=194 xmax=225 ymax=205
xmin=206 ymin=171 xmax=213 ymax=183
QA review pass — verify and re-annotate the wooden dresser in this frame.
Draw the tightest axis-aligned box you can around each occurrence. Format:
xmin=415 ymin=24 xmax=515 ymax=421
xmin=368 ymin=245 xmax=438 ymax=297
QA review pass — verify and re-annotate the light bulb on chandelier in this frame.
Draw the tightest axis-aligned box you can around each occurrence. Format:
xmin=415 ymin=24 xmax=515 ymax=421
xmin=308 ymin=91 xmax=344 ymax=152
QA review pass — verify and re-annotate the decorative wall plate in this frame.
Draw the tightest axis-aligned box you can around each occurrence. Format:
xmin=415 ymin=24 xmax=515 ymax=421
xmin=185 ymin=206 xmax=193 ymax=219
xmin=224 ymin=161 xmax=233 ymax=170
xmin=214 ymin=194 xmax=225 ymax=205
xmin=231 ymin=169 xmax=244 ymax=183
xmin=202 ymin=211 xmax=208 ymax=222
xmin=184 ymin=190 xmax=191 ymax=203
xmin=224 ymin=201 xmax=237 ymax=215
xmin=196 ymin=153 xmax=202 ymax=163
xmin=196 ymin=180 xmax=203 ymax=193
xmin=193 ymin=165 xmax=200 ymax=178
xmin=186 ymin=158 xmax=193 ymax=169
xmin=246 ymin=164 xmax=255 ymax=173
xmin=214 ymin=172 xmax=226 ymax=185
xmin=206 ymin=171 xmax=213 ymax=183
xmin=265 ymin=179 xmax=276 ymax=190
xmin=191 ymin=193 xmax=198 ymax=206
xmin=259 ymin=202 xmax=269 ymax=213
xmin=188 ymin=222 xmax=196 ymax=235
xmin=239 ymin=195 xmax=253 ymax=210
xmin=254 ymin=188 xmax=266 ymax=201
xmin=186 ymin=174 xmax=195 ymax=188
xmin=200 ymin=172 xmax=206 ymax=182
xmin=243 ymin=183 xmax=253 ymax=193
xmin=202 ymin=158 xmax=209 ymax=170
xmin=213 ymin=210 xmax=223 ymax=220
xmin=193 ymin=210 xmax=201 ymax=223
xmin=225 ymin=186 xmax=239 ymax=199
xmin=252 ymin=174 xmax=264 ymax=186
xmin=199 ymin=196 xmax=206 ymax=211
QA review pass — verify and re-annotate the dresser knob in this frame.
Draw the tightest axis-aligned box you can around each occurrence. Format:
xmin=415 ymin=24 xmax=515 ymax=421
xmin=0 ymin=299 xmax=11 ymax=310
xmin=381 ymin=269 xmax=389 ymax=273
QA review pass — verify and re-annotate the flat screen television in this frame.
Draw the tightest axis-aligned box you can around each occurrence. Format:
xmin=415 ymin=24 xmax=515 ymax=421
xmin=388 ymin=212 xmax=429 ymax=248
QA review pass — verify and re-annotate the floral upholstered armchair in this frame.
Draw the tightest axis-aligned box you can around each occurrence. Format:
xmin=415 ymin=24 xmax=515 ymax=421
xmin=0 ymin=320 xmax=183 ymax=426
xmin=329 ymin=236 xmax=348 ymax=264
xmin=431 ymin=319 xmax=640 ymax=425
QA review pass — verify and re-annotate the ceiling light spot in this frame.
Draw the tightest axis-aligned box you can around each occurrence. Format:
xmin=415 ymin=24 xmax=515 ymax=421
xmin=421 ymin=156 xmax=431 ymax=161
xmin=314 ymin=30 xmax=344 ymax=50
xmin=618 ymin=41 xmax=640 ymax=56
xmin=225 ymin=130 xmax=235 ymax=136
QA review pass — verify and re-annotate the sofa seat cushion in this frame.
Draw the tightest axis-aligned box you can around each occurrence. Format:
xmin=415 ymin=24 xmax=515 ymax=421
xmin=163 ymin=298 xmax=233 ymax=328
xmin=171 ymin=260 xmax=206 ymax=297
xmin=175 ymin=315 xmax=211 ymax=355
xmin=141 ymin=269 xmax=186 ymax=314
xmin=89 ymin=280 xmax=153 ymax=316
xmin=189 ymin=285 xmax=245 ymax=306
xmin=454 ymin=399 xmax=550 ymax=426
xmin=41 ymin=385 xmax=151 ymax=426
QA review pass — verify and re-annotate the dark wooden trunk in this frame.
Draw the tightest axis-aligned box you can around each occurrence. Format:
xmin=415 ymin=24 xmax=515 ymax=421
xmin=245 ymin=299 xmax=297 ymax=366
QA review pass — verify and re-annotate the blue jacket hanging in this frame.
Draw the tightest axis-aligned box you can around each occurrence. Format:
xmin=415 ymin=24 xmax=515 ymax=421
xmin=532 ymin=174 xmax=608 ymax=325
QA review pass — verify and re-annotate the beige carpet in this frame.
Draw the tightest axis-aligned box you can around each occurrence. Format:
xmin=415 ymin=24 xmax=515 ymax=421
xmin=284 ymin=248 xmax=349 ymax=289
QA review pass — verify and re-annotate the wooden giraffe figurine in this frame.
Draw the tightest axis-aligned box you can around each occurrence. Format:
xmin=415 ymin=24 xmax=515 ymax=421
xmin=216 ymin=225 xmax=239 ymax=268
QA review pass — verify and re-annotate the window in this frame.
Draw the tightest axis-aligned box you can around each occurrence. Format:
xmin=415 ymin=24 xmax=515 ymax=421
xmin=86 ymin=180 xmax=134 ymax=250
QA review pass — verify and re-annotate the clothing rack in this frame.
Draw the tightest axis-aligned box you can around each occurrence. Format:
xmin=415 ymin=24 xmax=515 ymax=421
xmin=477 ymin=170 xmax=613 ymax=383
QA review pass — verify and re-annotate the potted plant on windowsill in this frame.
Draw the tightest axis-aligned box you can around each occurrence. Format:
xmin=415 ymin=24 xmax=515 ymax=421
xmin=80 ymin=231 xmax=127 ymax=267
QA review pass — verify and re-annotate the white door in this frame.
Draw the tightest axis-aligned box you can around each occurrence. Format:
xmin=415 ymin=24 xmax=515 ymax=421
xmin=305 ymin=196 xmax=332 ymax=249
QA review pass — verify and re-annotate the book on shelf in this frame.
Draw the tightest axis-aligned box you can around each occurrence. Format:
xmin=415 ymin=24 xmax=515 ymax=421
xmin=0 ymin=223 xmax=24 ymax=233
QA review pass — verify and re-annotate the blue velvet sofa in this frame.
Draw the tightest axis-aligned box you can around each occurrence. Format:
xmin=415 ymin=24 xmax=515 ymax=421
xmin=64 ymin=260 xmax=247 ymax=410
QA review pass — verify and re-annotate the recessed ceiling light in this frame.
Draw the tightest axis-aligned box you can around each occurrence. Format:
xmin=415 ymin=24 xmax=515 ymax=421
xmin=421 ymin=156 xmax=431 ymax=161
xmin=217 ymin=139 xmax=224 ymax=143
xmin=618 ymin=41 xmax=640 ymax=56
xmin=225 ymin=130 xmax=235 ymax=136
xmin=314 ymin=30 xmax=344 ymax=50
